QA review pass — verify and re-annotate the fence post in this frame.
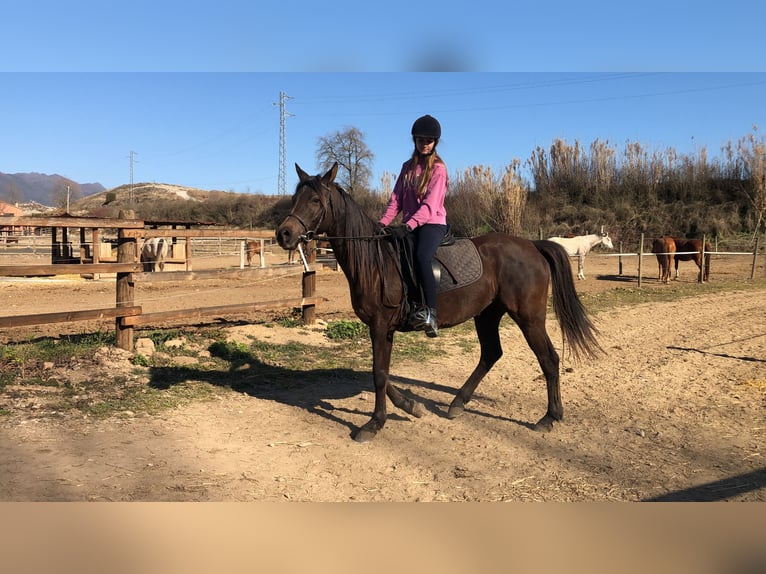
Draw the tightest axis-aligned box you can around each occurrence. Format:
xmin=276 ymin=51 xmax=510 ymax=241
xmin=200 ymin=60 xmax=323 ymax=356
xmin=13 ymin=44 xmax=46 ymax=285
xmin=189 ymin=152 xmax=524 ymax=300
xmin=752 ymin=235 xmax=760 ymax=280
xmin=700 ymin=234 xmax=706 ymax=283
xmin=618 ymin=241 xmax=624 ymax=276
xmin=115 ymin=210 xmax=137 ymax=351
xmin=637 ymin=233 xmax=644 ymax=288
xmin=301 ymin=239 xmax=318 ymax=324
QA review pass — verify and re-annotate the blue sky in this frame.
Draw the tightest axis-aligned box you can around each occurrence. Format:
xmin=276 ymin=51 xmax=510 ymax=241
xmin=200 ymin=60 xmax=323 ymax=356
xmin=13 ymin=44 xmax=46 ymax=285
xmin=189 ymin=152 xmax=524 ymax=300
xmin=2 ymin=73 xmax=765 ymax=194
xmin=2 ymin=2 xmax=765 ymax=195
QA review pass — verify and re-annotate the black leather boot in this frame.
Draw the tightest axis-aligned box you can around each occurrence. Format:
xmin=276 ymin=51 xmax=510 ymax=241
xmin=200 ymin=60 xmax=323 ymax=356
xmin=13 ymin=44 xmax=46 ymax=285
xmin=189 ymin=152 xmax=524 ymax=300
xmin=424 ymin=307 xmax=438 ymax=338
xmin=411 ymin=306 xmax=438 ymax=337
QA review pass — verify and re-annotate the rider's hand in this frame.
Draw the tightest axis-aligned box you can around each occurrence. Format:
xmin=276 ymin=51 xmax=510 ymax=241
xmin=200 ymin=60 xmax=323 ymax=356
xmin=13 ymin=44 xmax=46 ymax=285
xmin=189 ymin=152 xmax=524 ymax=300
xmin=385 ymin=225 xmax=410 ymax=240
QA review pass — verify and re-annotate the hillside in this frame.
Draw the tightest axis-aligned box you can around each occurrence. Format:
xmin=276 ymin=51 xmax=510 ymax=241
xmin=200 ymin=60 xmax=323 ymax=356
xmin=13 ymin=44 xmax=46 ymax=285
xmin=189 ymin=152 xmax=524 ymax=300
xmin=0 ymin=172 xmax=104 ymax=206
xmin=67 ymin=182 xmax=289 ymax=229
xmin=70 ymin=182 xmax=213 ymax=216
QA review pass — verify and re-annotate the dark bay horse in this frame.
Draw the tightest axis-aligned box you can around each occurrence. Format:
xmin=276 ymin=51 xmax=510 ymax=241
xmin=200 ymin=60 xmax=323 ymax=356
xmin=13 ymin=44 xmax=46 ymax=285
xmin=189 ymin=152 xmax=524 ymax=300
xmin=276 ymin=163 xmax=602 ymax=442
xmin=673 ymin=238 xmax=711 ymax=282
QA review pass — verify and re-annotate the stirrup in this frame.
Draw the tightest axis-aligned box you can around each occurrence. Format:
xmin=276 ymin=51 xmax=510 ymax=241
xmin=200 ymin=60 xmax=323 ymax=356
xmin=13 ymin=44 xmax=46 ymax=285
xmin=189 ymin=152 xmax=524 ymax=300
xmin=411 ymin=306 xmax=438 ymax=337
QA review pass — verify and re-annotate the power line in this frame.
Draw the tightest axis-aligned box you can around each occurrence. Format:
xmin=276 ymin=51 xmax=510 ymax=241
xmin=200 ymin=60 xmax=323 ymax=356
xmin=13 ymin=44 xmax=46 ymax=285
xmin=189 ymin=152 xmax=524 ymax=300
xmin=128 ymin=150 xmax=138 ymax=204
xmin=273 ymin=92 xmax=294 ymax=195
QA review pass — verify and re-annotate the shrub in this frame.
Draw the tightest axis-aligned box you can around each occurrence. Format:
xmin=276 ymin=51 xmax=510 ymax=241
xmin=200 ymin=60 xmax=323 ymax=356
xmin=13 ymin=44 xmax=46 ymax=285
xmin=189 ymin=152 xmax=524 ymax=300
xmin=326 ymin=320 xmax=368 ymax=340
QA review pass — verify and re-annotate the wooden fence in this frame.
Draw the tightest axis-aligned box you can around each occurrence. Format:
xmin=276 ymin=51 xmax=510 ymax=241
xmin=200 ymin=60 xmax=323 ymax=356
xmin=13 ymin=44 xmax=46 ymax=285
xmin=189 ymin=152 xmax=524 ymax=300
xmin=0 ymin=215 xmax=321 ymax=351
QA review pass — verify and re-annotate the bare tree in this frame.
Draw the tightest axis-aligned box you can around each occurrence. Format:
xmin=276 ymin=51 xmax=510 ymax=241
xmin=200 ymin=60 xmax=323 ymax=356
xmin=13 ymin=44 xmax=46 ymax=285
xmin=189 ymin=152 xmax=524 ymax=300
xmin=734 ymin=126 xmax=766 ymax=236
xmin=316 ymin=126 xmax=374 ymax=196
xmin=1 ymin=183 xmax=22 ymax=205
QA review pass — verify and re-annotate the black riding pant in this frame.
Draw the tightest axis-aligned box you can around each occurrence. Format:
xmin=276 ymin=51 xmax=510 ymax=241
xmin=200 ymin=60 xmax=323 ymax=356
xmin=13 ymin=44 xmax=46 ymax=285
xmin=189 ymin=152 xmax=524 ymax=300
xmin=412 ymin=224 xmax=447 ymax=309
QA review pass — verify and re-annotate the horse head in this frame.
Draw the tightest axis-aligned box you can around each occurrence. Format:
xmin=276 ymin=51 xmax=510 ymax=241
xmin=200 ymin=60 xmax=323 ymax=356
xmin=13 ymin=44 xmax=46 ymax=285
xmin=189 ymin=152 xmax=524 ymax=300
xmin=276 ymin=163 xmax=339 ymax=251
xmin=600 ymin=231 xmax=614 ymax=249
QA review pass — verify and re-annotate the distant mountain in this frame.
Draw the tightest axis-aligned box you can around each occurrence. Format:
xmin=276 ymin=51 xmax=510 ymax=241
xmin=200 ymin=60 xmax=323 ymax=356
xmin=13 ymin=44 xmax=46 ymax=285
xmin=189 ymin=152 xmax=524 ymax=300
xmin=0 ymin=172 xmax=105 ymax=207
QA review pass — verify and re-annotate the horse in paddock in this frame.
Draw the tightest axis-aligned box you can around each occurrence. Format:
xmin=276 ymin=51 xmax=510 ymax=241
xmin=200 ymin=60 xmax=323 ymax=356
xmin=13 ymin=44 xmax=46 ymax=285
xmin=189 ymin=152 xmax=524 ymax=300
xmin=284 ymin=238 xmax=332 ymax=265
xmin=140 ymin=237 xmax=169 ymax=272
xmin=651 ymin=236 xmax=676 ymax=283
xmin=547 ymin=231 xmax=614 ymax=280
xmin=245 ymin=240 xmax=263 ymax=267
xmin=673 ymin=238 xmax=711 ymax=282
xmin=276 ymin=163 xmax=602 ymax=442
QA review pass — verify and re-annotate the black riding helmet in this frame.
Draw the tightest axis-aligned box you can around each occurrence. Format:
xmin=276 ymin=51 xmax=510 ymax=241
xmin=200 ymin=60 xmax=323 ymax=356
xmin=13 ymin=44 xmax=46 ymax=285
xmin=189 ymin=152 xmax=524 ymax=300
xmin=411 ymin=114 xmax=441 ymax=140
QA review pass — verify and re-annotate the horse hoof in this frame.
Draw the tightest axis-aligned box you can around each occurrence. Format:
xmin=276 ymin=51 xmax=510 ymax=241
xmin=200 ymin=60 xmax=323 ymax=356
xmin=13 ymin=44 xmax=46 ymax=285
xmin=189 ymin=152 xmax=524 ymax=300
xmin=411 ymin=402 xmax=427 ymax=418
xmin=352 ymin=428 xmax=377 ymax=443
xmin=533 ymin=415 xmax=557 ymax=432
xmin=447 ymin=404 xmax=464 ymax=419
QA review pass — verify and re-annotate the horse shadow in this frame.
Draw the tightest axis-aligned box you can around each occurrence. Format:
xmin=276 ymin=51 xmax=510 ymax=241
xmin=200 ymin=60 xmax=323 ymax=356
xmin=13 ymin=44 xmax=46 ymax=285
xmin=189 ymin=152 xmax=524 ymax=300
xmin=147 ymin=352 xmax=458 ymax=438
xmin=388 ymin=375 xmax=537 ymax=430
xmin=149 ymin=358 xmax=373 ymax=437
xmin=596 ymin=273 xmax=637 ymax=283
xmin=147 ymin=350 xmax=537 ymax=436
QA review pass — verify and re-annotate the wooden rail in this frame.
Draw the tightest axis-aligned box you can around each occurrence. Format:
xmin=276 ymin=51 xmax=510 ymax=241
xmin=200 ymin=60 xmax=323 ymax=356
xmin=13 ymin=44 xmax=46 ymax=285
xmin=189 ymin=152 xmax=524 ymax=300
xmin=0 ymin=306 xmax=142 ymax=329
xmin=0 ymin=215 xmax=321 ymax=351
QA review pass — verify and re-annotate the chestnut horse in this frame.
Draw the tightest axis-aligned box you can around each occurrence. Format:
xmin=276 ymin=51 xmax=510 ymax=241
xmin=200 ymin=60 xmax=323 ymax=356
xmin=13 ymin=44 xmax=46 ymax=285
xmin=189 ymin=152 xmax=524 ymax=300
xmin=276 ymin=163 xmax=601 ymax=442
xmin=651 ymin=236 xmax=676 ymax=283
xmin=245 ymin=240 xmax=263 ymax=267
xmin=673 ymin=238 xmax=711 ymax=282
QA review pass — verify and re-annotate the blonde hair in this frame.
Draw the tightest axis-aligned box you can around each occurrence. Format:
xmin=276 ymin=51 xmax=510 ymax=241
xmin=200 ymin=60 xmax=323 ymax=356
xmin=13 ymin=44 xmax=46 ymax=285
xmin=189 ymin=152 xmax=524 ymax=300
xmin=406 ymin=147 xmax=445 ymax=199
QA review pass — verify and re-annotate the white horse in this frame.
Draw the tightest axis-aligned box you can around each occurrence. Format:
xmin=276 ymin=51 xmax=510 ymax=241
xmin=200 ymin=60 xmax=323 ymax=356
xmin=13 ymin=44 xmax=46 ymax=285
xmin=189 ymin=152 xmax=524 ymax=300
xmin=140 ymin=237 xmax=169 ymax=272
xmin=547 ymin=231 xmax=613 ymax=280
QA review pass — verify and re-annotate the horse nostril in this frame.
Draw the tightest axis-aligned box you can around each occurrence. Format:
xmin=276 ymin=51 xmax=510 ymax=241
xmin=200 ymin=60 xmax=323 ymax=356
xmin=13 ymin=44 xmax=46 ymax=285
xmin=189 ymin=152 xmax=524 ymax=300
xmin=276 ymin=228 xmax=291 ymax=248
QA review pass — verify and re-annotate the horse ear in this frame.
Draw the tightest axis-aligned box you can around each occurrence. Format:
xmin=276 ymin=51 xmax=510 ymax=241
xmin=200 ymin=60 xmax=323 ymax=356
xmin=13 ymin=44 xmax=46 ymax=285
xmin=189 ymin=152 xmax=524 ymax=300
xmin=322 ymin=162 xmax=339 ymax=183
xmin=295 ymin=163 xmax=310 ymax=182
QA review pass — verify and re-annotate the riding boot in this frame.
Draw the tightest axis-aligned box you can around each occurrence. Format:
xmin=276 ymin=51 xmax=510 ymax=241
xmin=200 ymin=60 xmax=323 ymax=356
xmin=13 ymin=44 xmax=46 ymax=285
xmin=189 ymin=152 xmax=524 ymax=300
xmin=411 ymin=306 xmax=438 ymax=338
xmin=424 ymin=308 xmax=438 ymax=338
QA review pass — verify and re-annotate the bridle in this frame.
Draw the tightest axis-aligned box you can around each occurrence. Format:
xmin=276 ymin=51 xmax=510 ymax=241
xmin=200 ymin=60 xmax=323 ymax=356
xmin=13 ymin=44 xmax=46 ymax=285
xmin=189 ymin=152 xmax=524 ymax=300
xmin=284 ymin=212 xmax=319 ymax=243
xmin=285 ymin=181 xmax=331 ymax=244
xmin=285 ymin=180 xmax=386 ymax=245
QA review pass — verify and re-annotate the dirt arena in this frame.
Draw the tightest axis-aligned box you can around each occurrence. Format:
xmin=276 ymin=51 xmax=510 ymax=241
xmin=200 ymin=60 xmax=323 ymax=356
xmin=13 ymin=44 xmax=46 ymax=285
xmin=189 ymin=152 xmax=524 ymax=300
xmin=0 ymin=246 xmax=764 ymax=501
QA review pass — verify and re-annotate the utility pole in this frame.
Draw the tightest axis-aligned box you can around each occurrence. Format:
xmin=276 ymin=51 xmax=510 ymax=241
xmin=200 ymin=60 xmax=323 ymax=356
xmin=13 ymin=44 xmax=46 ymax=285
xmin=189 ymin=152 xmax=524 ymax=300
xmin=128 ymin=151 xmax=138 ymax=204
xmin=273 ymin=92 xmax=294 ymax=195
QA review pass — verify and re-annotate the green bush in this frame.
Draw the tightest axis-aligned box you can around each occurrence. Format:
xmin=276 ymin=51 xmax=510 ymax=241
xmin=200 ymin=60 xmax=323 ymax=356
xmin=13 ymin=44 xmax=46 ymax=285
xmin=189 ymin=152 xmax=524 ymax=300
xmin=326 ymin=320 xmax=368 ymax=340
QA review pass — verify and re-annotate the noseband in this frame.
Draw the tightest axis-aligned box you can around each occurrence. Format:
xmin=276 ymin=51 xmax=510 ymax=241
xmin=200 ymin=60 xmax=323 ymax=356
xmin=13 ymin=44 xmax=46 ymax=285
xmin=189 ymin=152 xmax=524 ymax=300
xmin=285 ymin=212 xmax=317 ymax=242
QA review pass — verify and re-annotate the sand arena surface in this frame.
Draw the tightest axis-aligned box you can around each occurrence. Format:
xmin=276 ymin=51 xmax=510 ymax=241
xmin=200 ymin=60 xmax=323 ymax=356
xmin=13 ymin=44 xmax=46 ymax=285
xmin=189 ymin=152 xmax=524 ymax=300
xmin=0 ymin=247 xmax=764 ymax=501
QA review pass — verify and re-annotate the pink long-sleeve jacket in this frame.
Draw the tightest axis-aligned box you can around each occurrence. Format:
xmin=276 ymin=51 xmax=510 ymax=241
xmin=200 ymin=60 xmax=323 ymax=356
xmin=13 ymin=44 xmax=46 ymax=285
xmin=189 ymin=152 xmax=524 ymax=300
xmin=379 ymin=159 xmax=448 ymax=230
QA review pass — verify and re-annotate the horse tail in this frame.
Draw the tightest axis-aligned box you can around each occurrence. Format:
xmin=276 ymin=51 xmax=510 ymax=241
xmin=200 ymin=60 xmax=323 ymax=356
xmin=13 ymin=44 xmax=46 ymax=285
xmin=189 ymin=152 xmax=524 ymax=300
xmin=534 ymin=239 xmax=603 ymax=360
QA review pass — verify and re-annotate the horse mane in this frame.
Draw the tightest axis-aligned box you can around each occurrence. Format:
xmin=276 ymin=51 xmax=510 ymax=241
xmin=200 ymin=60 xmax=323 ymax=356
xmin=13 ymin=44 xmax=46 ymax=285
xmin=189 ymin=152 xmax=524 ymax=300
xmin=320 ymin=180 xmax=399 ymax=304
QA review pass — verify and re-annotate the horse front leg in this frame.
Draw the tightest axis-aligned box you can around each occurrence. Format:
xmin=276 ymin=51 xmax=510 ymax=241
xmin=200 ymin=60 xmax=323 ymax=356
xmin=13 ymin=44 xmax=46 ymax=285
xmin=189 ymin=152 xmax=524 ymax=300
xmin=448 ymin=312 xmax=503 ymax=418
xmin=387 ymin=383 xmax=427 ymax=418
xmin=353 ymin=327 xmax=394 ymax=443
xmin=577 ymin=255 xmax=585 ymax=280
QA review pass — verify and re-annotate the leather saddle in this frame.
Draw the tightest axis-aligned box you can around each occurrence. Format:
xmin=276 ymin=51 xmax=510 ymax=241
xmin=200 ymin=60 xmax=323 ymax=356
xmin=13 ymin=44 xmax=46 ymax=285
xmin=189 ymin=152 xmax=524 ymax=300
xmin=393 ymin=229 xmax=483 ymax=310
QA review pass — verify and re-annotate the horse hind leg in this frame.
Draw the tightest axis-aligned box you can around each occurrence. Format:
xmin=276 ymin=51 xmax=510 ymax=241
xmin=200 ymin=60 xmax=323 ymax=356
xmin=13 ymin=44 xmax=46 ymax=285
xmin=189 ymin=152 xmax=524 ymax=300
xmin=521 ymin=320 xmax=562 ymax=432
xmin=447 ymin=311 xmax=503 ymax=419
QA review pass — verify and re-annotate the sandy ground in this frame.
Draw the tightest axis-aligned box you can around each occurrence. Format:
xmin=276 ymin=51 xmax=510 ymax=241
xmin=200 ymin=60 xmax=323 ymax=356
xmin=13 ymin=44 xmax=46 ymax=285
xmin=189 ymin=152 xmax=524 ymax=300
xmin=0 ymin=246 xmax=764 ymax=501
